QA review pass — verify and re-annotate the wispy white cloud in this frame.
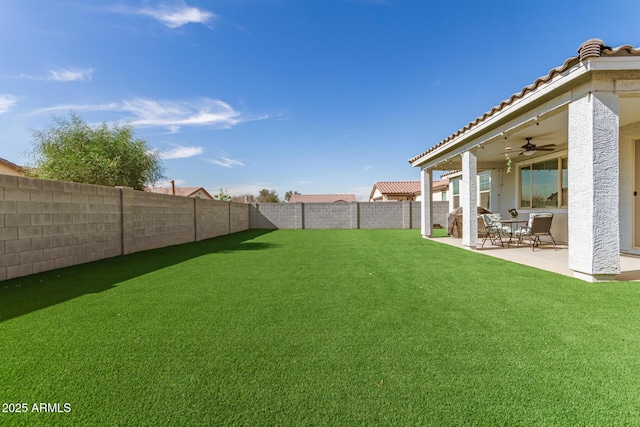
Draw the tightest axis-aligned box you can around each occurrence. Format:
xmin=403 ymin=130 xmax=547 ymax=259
xmin=122 ymin=98 xmax=245 ymax=129
xmin=32 ymin=102 xmax=119 ymax=115
xmin=205 ymin=156 xmax=245 ymax=168
xmin=33 ymin=97 xmax=266 ymax=131
xmin=48 ymin=68 xmax=94 ymax=82
xmin=113 ymin=1 xmax=217 ymax=29
xmin=362 ymin=165 xmax=372 ymax=172
xmin=17 ymin=68 xmax=94 ymax=82
xmin=160 ymin=145 xmax=204 ymax=160
xmin=0 ymin=94 xmax=17 ymax=113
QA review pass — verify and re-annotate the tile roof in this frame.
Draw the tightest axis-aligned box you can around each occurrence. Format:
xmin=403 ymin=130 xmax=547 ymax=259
xmin=288 ymin=194 xmax=356 ymax=203
xmin=409 ymin=39 xmax=640 ymax=165
xmin=432 ymin=178 xmax=449 ymax=193
xmin=0 ymin=157 xmax=25 ymax=174
xmin=373 ymin=181 xmax=421 ymax=196
xmin=145 ymin=186 xmax=213 ymax=199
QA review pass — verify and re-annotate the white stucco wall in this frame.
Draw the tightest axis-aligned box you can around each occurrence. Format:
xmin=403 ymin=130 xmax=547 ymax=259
xmin=568 ymin=89 xmax=620 ymax=279
xmin=191 ymin=189 xmax=212 ymax=199
xmin=461 ymin=151 xmax=478 ymax=248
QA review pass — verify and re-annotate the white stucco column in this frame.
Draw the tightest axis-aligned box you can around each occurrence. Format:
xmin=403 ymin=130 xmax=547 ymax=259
xmin=421 ymin=168 xmax=433 ymax=238
xmin=461 ymin=151 xmax=478 ymax=249
xmin=568 ymin=90 xmax=620 ymax=281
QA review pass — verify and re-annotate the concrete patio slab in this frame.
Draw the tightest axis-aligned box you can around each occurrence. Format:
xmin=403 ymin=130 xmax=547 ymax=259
xmin=426 ymin=236 xmax=640 ymax=282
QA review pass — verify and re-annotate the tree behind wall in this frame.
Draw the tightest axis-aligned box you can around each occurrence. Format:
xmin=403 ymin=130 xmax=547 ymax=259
xmin=214 ymin=188 xmax=231 ymax=201
xmin=257 ymin=189 xmax=280 ymax=203
xmin=27 ymin=112 xmax=164 ymax=190
xmin=284 ymin=190 xmax=300 ymax=202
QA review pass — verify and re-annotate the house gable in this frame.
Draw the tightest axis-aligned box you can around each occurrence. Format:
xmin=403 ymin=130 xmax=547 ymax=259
xmin=0 ymin=157 xmax=26 ymax=176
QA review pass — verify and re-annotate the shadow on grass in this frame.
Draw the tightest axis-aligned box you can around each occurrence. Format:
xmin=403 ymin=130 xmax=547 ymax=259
xmin=0 ymin=229 xmax=276 ymax=323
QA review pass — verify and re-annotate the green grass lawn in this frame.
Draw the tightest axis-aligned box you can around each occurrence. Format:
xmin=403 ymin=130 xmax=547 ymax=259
xmin=2 ymin=229 xmax=640 ymax=426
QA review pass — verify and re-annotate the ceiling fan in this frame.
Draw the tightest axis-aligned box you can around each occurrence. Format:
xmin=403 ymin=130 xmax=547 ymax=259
xmin=504 ymin=137 xmax=556 ymax=156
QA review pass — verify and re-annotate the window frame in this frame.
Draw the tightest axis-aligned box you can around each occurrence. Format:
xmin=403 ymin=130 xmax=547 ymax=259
xmin=478 ymin=173 xmax=490 ymax=210
xmin=452 ymin=178 xmax=460 ymax=208
xmin=516 ymin=150 xmax=568 ymax=210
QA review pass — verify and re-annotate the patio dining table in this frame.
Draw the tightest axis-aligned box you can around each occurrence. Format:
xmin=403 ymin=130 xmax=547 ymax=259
xmin=498 ymin=219 xmax=528 ymax=247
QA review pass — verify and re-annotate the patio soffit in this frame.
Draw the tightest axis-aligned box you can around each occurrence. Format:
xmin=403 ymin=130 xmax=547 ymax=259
xmin=409 ymin=39 xmax=640 ymax=170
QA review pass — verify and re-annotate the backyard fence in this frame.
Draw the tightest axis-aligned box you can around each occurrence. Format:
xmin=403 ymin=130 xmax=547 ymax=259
xmin=249 ymin=200 xmax=449 ymax=230
xmin=0 ymin=175 xmax=248 ymax=281
xmin=0 ymin=174 xmax=448 ymax=281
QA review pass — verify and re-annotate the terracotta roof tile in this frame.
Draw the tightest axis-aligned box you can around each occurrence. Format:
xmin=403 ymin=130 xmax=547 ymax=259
xmin=432 ymin=178 xmax=449 ymax=192
xmin=373 ymin=181 xmax=421 ymax=195
xmin=408 ymin=39 xmax=640 ymax=165
xmin=289 ymin=194 xmax=356 ymax=203
xmin=0 ymin=157 xmax=25 ymax=174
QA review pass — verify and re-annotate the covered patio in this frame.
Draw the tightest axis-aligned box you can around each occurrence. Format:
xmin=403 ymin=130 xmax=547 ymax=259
xmin=410 ymin=39 xmax=640 ymax=282
xmin=427 ymin=235 xmax=640 ymax=281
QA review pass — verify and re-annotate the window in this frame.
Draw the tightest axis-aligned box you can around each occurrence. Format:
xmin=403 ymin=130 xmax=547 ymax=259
xmin=452 ymin=179 xmax=460 ymax=208
xmin=441 ymin=191 xmax=447 ymax=201
xmin=519 ymin=157 xmax=568 ymax=209
xmin=479 ymin=174 xmax=490 ymax=209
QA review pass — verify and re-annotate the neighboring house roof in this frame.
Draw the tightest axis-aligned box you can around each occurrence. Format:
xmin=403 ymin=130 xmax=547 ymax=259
xmin=432 ymin=178 xmax=450 ymax=193
xmin=408 ymin=39 xmax=640 ymax=166
xmin=145 ymin=186 xmax=214 ymax=199
xmin=0 ymin=157 xmax=26 ymax=176
xmin=370 ymin=181 xmax=421 ymax=200
xmin=289 ymin=194 xmax=356 ymax=203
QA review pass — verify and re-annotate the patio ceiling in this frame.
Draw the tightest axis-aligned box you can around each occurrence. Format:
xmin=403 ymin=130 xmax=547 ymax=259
xmin=429 ymin=96 xmax=640 ymax=172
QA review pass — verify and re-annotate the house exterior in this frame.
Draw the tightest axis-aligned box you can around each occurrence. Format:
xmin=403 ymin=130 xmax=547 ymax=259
xmin=369 ymin=181 xmax=421 ymax=202
xmin=0 ymin=157 xmax=26 ymax=176
xmin=409 ymin=39 xmax=640 ymax=282
xmin=369 ymin=179 xmax=449 ymax=202
xmin=145 ymin=186 xmax=214 ymax=199
xmin=289 ymin=194 xmax=356 ymax=203
xmin=431 ymin=178 xmax=450 ymax=202
xmin=443 ymin=171 xmax=499 ymax=212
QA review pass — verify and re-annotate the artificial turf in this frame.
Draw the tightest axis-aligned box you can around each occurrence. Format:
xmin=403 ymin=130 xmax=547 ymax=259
xmin=1 ymin=229 xmax=640 ymax=425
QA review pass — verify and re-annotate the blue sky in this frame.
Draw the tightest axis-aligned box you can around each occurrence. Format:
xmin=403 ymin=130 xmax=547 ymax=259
xmin=1 ymin=0 xmax=638 ymax=200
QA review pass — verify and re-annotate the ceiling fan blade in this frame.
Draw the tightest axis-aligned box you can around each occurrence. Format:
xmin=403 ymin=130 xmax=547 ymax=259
xmin=535 ymin=144 xmax=556 ymax=149
xmin=535 ymin=147 xmax=555 ymax=151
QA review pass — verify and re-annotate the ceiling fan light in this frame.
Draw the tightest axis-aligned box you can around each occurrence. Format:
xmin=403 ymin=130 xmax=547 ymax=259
xmin=522 ymin=151 xmax=535 ymax=156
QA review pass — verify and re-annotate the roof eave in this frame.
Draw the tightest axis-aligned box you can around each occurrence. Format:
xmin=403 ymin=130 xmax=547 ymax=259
xmin=409 ymin=60 xmax=590 ymax=169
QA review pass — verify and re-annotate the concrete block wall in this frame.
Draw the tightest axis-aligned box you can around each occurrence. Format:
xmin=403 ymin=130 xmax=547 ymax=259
xmin=250 ymin=203 xmax=298 ymax=229
xmin=304 ymin=203 xmax=354 ymax=229
xmin=1 ymin=175 xmax=250 ymax=281
xmin=1 ymin=174 xmax=450 ymax=282
xmin=196 ymin=198 xmax=231 ymax=241
xmin=411 ymin=202 xmax=422 ymax=230
xmin=359 ymin=202 xmax=404 ymax=229
xmin=432 ymin=201 xmax=449 ymax=228
xmin=130 ymin=190 xmax=196 ymax=253
xmin=1 ymin=176 xmax=123 ymax=281
xmin=230 ymin=203 xmax=250 ymax=233
xmin=249 ymin=201 xmax=444 ymax=230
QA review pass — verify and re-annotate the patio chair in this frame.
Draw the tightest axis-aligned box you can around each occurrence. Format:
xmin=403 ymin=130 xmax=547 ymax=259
xmin=478 ymin=215 xmax=504 ymax=248
xmin=514 ymin=213 xmax=557 ymax=251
